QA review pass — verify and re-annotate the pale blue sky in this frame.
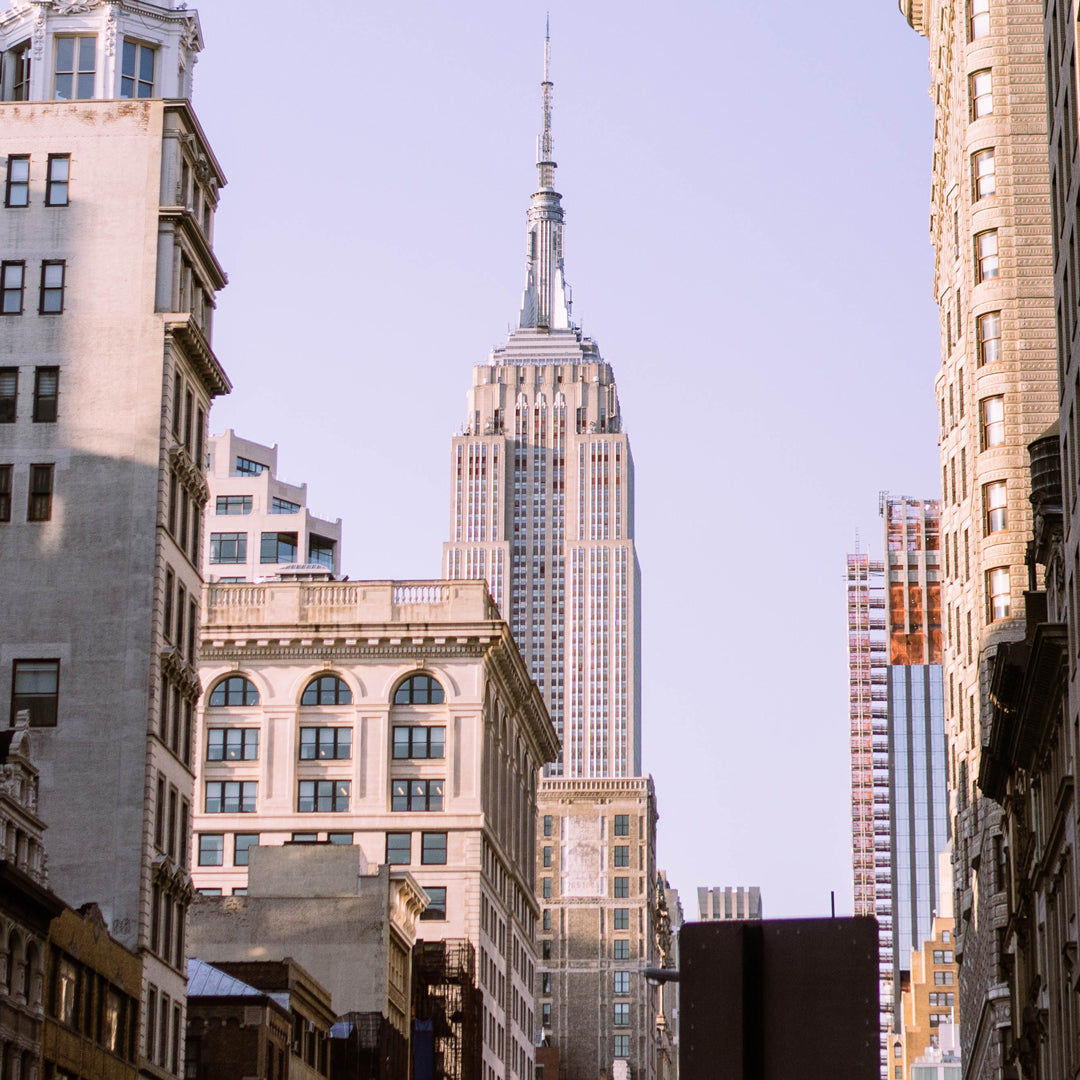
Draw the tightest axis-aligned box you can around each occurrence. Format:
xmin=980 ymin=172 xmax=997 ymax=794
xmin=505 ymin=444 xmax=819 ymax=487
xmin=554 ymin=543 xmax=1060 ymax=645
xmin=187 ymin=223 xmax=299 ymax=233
xmin=190 ymin=0 xmax=941 ymax=918
xmin=25 ymin=0 xmax=943 ymax=917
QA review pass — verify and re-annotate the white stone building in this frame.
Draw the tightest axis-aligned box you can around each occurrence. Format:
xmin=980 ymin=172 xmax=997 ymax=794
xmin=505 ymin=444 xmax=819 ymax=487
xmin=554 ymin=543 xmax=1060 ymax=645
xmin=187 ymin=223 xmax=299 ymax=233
xmin=190 ymin=579 xmax=557 ymax=1080
xmin=203 ymin=430 xmax=342 ymax=583
xmin=0 ymin=3 xmax=230 ymax=1076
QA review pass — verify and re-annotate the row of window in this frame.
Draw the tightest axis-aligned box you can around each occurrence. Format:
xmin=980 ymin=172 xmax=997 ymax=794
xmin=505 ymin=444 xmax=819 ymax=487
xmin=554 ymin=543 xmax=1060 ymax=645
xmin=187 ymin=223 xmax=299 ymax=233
xmin=203 ymin=778 xmax=449 ymax=815
xmin=3 ymin=36 xmax=160 ymax=102
xmin=0 ymin=366 xmax=59 ymax=423
xmin=215 ymin=494 xmax=301 ymax=515
xmin=0 ymin=260 xmax=66 ymax=314
xmin=541 ymin=812 xmax=630 ymax=836
xmin=0 ymin=463 xmax=52 ymax=523
xmin=209 ymin=530 xmax=335 ymax=567
xmin=542 ymin=843 xmax=633 ymax=867
xmin=4 ymin=154 xmax=69 ymax=207
xmin=207 ymin=672 xmax=444 ymax=708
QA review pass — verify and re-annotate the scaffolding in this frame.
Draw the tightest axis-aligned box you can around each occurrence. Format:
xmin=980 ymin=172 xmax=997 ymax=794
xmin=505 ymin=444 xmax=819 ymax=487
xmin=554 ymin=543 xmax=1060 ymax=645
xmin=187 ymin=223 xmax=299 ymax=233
xmin=411 ymin=940 xmax=483 ymax=1080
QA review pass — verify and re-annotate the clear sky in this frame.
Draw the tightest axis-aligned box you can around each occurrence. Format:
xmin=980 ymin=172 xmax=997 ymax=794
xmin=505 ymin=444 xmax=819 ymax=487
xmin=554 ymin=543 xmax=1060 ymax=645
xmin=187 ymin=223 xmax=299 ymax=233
xmin=91 ymin=1 xmax=948 ymax=916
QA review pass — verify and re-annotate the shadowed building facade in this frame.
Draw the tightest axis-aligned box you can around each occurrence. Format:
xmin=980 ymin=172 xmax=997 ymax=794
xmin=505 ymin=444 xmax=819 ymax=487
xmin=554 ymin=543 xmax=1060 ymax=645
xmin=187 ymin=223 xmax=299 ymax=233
xmin=0 ymin=4 xmax=230 ymax=1077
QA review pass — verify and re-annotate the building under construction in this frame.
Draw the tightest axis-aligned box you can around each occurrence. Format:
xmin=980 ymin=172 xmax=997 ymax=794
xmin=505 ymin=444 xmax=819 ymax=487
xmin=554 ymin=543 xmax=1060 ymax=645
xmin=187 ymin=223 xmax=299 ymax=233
xmin=411 ymin=940 xmax=483 ymax=1080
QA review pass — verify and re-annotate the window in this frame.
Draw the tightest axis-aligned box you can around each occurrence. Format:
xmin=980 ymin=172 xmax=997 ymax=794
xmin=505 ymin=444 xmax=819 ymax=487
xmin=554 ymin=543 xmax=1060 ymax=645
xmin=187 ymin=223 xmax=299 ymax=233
xmin=613 ymin=940 xmax=630 ymax=960
xmin=391 ymin=779 xmax=444 ymax=812
xmin=614 ymin=814 xmax=629 ymax=836
xmin=973 ymin=148 xmax=995 ymax=199
xmin=541 ymin=973 xmax=551 ymax=995
xmin=308 ymin=534 xmax=335 ymax=568
xmin=301 ymin=675 xmax=352 ymax=705
xmin=392 ymin=726 xmax=445 ymax=759
xmin=290 ymin=833 xmax=317 ymax=844
xmin=977 ymin=311 xmax=1001 ymax=364
xmin=942 ymin=930 xmax=951 ymax=943
xmin=4 ymin=155 xmax=29 ymax=208
xmin=197 ymin=834 xmax=223 ymax=866
xmin=1 ymin=262 xmax=25 ymax=314
xmin=541 ymin=941 xmax=551 ymax=959
xmin=981 ymin=396 xmax=1005 ymax=448
xmin=11 ymin=660 xmax=60 ymax=726
xmin=543 ymin=815 xmax=552 ymax=837
xmin=260 ymin=531 xmax=297 ymax=563
xmin=300 ymin=727 xmax=352 ymax=759
xmin=39 ymin=262 xmax=65 ymax=313
xmin=0 ymin=465 xmax=11 ymax=522
xmin=209 ymin=532 xmax=247 ymax=564
xmin=614 ymin=877 xmax=629 ymax=898
xmin=970 ymin=0 xmax=990 ymax=38
xmin=328 ymin=832 xmax=353 ymax=845
xmin=542 ymin=877 xmax=551 ymax=898
xmin=988 ymin=567 xmax=1010 ymax=621
xmin=234 ymin=456 xmax=267 ymax=476
xmin=613 ymin=908 xmax=629 ymax=930
xmin=419 ymin=886 xmax=447 ymax=920
xmin=120 ymin=40 xmax=155 ymax=98
xmin=393 ymin=674 xmax=445 ymax=704
xmin=614 ymin=1035 xmax=630 ymax=1059
xmin=614 ymin=971 xmax=630 ymax=995
xmin=207 ymin=728 xmax=259 ymax=761
xmin=297 ymin=779 xmax=350 ymax=812
xmin=44 ymin=154 xmax=70 ymax=206
xmin=0 ymin=369 xmax=17 ymax=422
xmin=541 ymin=1003 xmax=551 ymax=1025
xmin=984 ymin=481 xmax=1006 ymax=533
xmin=33 ymin=368 xmax=58 ymax=422
xmin=421 ymin=832 xmax=447 ymax=864
xmin=971 ymin=69 xmax=993 ymax=118
xmin=233 ymin=834 xmax=258 ymax=866
xmin=975 ymin=230 xmax=998 ymax=282
xmin=542 ymin=910 xmax=551 ymax=930
xmin=934 ymin=971 xmax=955 ymax=985
xmin=204 ymin=781 xmax=256 ymax=813
xmin=271 ymin=496 xmax=299 ymax=513
xmin=386 ymin=832 xmax=411 ymax=864
xmin=543 ymin=846 xmax=552 ymax=867
xmin=215 ymin=495 xmax=251 ymax=515
xmin=54 ymin=36 xmax=96 ymax=100
xmin=27 ymin=464 xmax=53 ymax=521
xmin=208 ymin=676 xmax=259 ymax=707
xmin=613 ymin=846 xmax=630 ymax=867
xmin=9 ymin=42 xmax=30 ymax=101
xmin=614 ymin=1003 xmax=630 ymax=1026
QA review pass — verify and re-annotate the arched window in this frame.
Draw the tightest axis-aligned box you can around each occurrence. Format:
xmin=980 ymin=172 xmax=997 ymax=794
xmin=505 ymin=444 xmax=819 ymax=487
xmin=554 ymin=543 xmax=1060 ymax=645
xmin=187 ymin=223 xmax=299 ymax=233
xmin=393 ymin=674 xmax=445 ymax=705
xmin=301 ymin=675 xmax=352 ymax=706
xmin=208 ymin=676 xmax=259 ymax=707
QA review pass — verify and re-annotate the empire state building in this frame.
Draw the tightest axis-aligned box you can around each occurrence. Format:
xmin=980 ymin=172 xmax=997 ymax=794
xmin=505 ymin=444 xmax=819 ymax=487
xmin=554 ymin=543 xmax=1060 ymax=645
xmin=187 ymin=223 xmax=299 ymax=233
xmin=442 ymin=34 xmax=641 ymax=781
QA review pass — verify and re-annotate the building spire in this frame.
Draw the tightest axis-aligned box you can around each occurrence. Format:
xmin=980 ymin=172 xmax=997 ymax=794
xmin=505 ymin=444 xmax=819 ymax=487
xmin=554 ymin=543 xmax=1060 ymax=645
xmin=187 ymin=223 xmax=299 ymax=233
xmin=517 ymin=16 xmax=573 ymax=332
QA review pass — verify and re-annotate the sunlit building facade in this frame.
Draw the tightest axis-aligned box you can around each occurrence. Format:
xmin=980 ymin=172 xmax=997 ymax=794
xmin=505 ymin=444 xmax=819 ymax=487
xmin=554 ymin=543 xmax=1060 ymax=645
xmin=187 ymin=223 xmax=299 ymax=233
xmin=897 ymin=2 xmax=1059 ymax=1074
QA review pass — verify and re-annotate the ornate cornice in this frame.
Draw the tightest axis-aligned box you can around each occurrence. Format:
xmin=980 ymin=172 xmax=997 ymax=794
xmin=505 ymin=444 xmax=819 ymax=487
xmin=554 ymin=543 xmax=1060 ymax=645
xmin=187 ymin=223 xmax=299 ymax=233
xmin=160 ymin=648 xmax=200 ymax=701
xmin=169 ymin=445 xmax=209 ymax=508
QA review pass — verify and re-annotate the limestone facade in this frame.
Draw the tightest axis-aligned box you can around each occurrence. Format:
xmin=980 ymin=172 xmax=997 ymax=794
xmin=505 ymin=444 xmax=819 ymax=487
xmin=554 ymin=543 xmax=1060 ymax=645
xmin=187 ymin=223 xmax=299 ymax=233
xmin=190 ymin=579 xmax=557 ymax=1080
xmin=203 ymin=431 xmax=342 ymax=584
xmin=0 ymin=3 xmax=230 ymax=1075
xmin=898 ymin=2 xmax=1059 ymax=1074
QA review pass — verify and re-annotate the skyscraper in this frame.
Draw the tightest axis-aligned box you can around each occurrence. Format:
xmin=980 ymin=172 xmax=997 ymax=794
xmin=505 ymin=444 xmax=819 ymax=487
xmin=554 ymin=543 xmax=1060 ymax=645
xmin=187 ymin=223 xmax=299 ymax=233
xmin=443 ymin=32 xmax=668 ymax=1080
xmin=897 ymin=3 xmax=1059 ymax=1075
xmin=849 ymin=496 xmax=948 ymax=1073
xmin=0 ymin=4 xmax=229 ymax=1076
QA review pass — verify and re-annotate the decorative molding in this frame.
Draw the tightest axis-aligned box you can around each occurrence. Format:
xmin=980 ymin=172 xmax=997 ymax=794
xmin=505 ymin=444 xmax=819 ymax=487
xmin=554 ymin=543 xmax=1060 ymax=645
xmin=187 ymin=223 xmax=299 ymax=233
xmin=169 ymin=444 xmax=209 ymax=508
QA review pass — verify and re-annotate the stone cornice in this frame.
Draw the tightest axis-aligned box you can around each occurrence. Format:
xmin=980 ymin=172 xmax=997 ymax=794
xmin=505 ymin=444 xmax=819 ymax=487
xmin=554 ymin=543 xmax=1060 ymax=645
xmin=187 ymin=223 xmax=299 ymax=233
xmin=169 ymin=445 xmax=209 ymax=508
xmin=165 ymin=315 xmax=230 ymax=398
xmin=160 ymin=647 xmax=200 ymax=701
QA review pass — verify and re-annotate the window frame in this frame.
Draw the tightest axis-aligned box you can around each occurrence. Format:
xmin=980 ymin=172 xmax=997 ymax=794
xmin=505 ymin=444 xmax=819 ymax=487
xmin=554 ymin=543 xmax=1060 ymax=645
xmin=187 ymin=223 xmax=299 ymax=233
xmin=197 ymin=834 xmax=223 ymax=867
xmin=385 ymin=832 xmax=411 ymax=865
xmin=970 ymin=68 xmax=993 ymax=119
xmin=977 ymin=310 xmax=1001 ymax=365
xmin=209 ymin=532 xmax=247 ymax=564
xmin=299 ymin=725 xmax=353 ymax=760
xmin=260 ymin=531 xmax=298 ymax=564
xmin=984 ymin=480 xmax=1007 ymax=534
xmin=391 ymin=778 xmax=445 ymax=812
xmin=308 ymin=534 xmax=335 ymax=569
xmin=980 ymin=395 xmax=1005 ymax=449
xmin=297 ymin=779 xmax=351 ymax=813
xmin=969 ymin=0 xmax=990 ymax=40
xmin=0 ymin=368 xmax=17 ymax=423
xmin=419 ymin=886 xmax=447 ymax=921
xmin=973 ymin=147 xmax=995 ymax=200
xmin=38 ymin=261 xmax=65 ymax=314
xmin=4 ymin=155 xmax=29 ymax=208
xmin=45 ymin=154 xmax=70 ymax=207
xmin=392 ymin=725 xmax=445 ymax=759
xmin=206 ymin=727 xmax=259 ymax=762
xmin=27 ymin=463 xmax=53 ymax=522
xmin=975 ymin=230 xmax=999 ymax=283
xmin=393 ymin=673 xmax=446 ymax=705
xmin=119 ymin=38 xmax=156 ymax=99
xmin=32 ymin=367 xmax=58 ymax=423
xmin=301 ymin=675 xmax=352 ymax=706
xmin=613 ymin=908 xmax=630 ymax=930
xmin=11 ymin=658 xmax=60 ymax=727
xmin=1 ymin=261 xmax=26 ymax=315
xmin=208 ymin=675 xmax=259 ymax=707
xmin=613 ymin=845 xmax=630 ymax=867
xmin=215 ymin=495 xmax=252 ymax=515
xmin=420 ymin=832 xmax=447 ymax=865
xmin=53 ymin=35 xmax=97 ymax=100
xmin=233 ymin=833 xmax=259 ymax=866
xmin=0 ymin=465 xmax=12 ymax=523
xmin=204 ymin=780 xmax=257 ymax=814
xmin=987 ymin=566 xmax=1011 ymax=622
